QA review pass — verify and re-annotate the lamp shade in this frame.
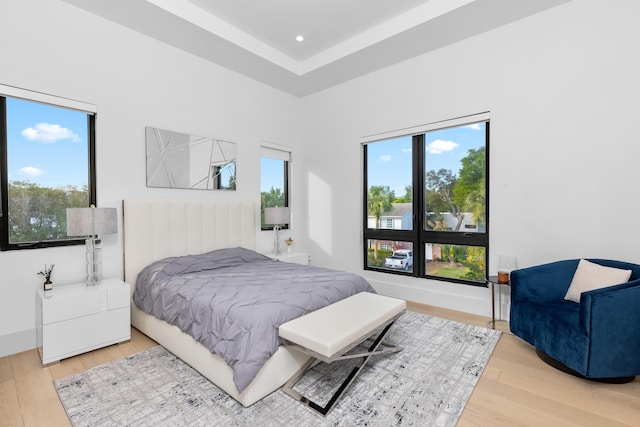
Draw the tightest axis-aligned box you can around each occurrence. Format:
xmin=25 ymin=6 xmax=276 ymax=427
xmin=66 ymin=207 xmax=118 ymax=237
xmin=264 ymin=207 xmax=290 ymax=225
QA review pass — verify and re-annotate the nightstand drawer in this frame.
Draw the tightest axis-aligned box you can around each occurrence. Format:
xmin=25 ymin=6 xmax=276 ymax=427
xmin=42 ymin=286 xmax=104 ymax=324
xmin=42 ymin=307 xmax=130 ymax=364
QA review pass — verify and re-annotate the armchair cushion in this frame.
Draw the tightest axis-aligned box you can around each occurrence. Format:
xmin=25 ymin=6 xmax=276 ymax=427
xmin=564 ymin=259 xmax=632 ymax=303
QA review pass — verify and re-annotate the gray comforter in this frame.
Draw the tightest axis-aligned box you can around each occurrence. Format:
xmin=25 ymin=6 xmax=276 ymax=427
xmin=133 ymin=247 xmax=376 ymax=393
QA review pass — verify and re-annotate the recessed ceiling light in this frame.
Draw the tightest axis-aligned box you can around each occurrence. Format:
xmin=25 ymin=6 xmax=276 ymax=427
xmin=296 ymin=35 xmax=304 ymax=42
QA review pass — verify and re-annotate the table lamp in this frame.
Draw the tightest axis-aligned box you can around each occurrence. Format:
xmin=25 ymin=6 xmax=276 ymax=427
xmin=66 ymin=206 xmax=117 ymax=286
xmin=264 ymin=206 xmax=290 ymax=260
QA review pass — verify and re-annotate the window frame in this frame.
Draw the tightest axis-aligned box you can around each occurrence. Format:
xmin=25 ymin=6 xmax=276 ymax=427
xmin=0 ymin=89 xmax=97 ymax=251
xmin=260 ymin=145 xmax=291 ymax=231
xmin=363 ymin=116 xmax=490 ymax=286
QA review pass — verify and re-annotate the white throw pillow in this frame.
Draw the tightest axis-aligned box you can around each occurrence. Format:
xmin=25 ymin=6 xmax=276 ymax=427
xmin=564 ymin=259 xmax=632 ymax=303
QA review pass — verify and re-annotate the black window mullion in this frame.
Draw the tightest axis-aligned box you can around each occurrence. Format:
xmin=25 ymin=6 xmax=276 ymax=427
xmin=484 ymin=122 xmax=490 ymax=278
xmin=283 ymin=160 xmax=289 ymax=208
xmin=88 ymin=114 xmax=97 ymax=206
xmin=0 ymin=97 xmax=8 ymax=251
xmin=421 ymin=230 xmax=488 ymax=245
xmin=282 ymin=160 xmax=289 ymax=230
xmin=412 ymin=134 xmax=424 ymax=276
xmin=362 ymin=143 xmax=369 ymax=268
xmin=365 ymin=229 xmax=415 ymax=241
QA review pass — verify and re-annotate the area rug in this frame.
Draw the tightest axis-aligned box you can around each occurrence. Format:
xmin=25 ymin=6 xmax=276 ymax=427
xmin=55 ymin=312 xmax=501 ymax=426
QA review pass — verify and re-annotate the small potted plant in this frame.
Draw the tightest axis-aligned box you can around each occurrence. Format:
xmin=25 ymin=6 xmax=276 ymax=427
xmin=284 ymin=237 xmax=294 ymax=254
xmin=38 ymin=264 xmax=55 ymax=291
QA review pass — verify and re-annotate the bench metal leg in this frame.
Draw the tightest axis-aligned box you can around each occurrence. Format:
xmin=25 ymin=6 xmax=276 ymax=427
xmin=281 ymin=319 xmax=402 ymax=417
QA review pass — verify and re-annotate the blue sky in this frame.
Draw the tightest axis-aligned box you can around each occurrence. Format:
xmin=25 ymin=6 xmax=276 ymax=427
xmin=6 ymin=97 xmax=88 ymax=188
xmin=367 ymin=122 xmax=486 ymax=197
xmin=260 ymin=157 xmax=285 ymax=193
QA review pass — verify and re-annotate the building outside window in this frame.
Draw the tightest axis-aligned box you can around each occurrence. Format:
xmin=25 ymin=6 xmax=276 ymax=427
xmin=0 ymin=87 xmax=96 ymax=250
xmin=363 ymin=114 xmax=489 ymax=285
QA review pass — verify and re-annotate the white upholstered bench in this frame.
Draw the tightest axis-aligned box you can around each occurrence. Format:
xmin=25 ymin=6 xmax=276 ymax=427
xmin=279 ymin=292 xmax=406 ymax=415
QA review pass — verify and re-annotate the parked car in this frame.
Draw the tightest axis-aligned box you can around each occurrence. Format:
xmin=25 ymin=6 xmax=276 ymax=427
xmin=384 ymin=250 xmax=413 ymax=270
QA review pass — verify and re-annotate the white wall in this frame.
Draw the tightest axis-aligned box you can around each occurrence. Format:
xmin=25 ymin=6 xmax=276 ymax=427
xmin=299 ymin=0 xmax=640 ymax=315
xmin=3 ymin=0 xmax=640 ymax=357
xmin=0 ymin=0 xmax=304 ymax=356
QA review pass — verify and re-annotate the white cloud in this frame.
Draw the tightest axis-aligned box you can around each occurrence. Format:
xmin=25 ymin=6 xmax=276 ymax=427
xmin=426 ymin=139 xmax=458 ymax=154
xmin=401 ymin=148 xmax=412 ymax=153
xmin=21 ymin=123 xmax=80 ymax=143
xmin=379 ymin=154 xmax=392 ymax=162
xmin=466 ymin=123 xmax=482 ymax=130
xmin=18 ymin=166 xmax=44 ymax=177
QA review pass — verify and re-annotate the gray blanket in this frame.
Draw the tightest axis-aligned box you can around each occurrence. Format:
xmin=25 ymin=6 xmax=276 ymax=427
xmin=133 ymin=247 xmax=376 ymax=393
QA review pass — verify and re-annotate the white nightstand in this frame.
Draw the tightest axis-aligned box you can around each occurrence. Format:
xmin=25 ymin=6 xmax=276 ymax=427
xmin=36 ymin=278 xmax=131 ymax=365
xmin=269 ymin=251 xmax=310 ymax=265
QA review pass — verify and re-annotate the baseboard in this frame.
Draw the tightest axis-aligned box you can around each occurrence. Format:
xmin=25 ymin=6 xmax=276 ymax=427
xmin=365 ymin=274 xmax=491 ymax=317
xmin=0 ymin=328 xmax=36 ymax=358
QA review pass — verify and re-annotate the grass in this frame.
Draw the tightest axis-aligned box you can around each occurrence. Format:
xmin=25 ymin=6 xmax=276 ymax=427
xmin=426 ymin=261 xmax=471 ymax=279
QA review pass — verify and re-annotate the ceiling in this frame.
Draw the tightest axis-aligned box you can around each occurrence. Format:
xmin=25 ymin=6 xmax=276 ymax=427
xmin=61 ymin=0 xmax=571 ymax=97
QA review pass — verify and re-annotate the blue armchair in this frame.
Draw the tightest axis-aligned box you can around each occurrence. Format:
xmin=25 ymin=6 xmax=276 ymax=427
xmin=510 ymin=259 xmax=640 ymax=383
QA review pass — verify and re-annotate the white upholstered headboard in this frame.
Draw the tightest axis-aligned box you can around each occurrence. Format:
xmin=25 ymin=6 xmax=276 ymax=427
xmin=123 ymin=198 xmax=256 ymax=290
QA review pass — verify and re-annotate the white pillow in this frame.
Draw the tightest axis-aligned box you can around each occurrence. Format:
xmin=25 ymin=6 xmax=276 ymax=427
xmin=564 ymin=259 xmax=632 ymax=303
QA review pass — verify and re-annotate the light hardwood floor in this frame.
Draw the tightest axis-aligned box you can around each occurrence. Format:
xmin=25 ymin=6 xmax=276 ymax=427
xmin=1 ymin=303 xmax=638 ymax=426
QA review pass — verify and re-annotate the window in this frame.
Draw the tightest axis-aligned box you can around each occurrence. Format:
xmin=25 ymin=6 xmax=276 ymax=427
xmin=363 ymin=114 xmax=489 ymax=285
xmin=379 ymin=218 xmax=393 ymax=229
xmin=0 ymin=87 xmax=96 ymax=250
xmin=260 ymin=145 xmax=290 ymax=230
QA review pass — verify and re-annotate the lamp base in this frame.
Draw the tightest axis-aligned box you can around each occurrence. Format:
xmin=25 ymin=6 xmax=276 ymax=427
xmin=85 ymin=237 xmax=103 ymax=286
xmin=273 ymin=225 xmax=281 ymax=261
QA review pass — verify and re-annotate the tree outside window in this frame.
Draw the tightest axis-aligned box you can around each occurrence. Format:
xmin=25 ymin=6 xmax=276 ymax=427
xmin=364 ymin=118 xmax=489 ymax=285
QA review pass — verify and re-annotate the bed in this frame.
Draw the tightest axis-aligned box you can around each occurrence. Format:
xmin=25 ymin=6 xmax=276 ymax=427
xmin=123 ymin=197 xmax=375 ymax=407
